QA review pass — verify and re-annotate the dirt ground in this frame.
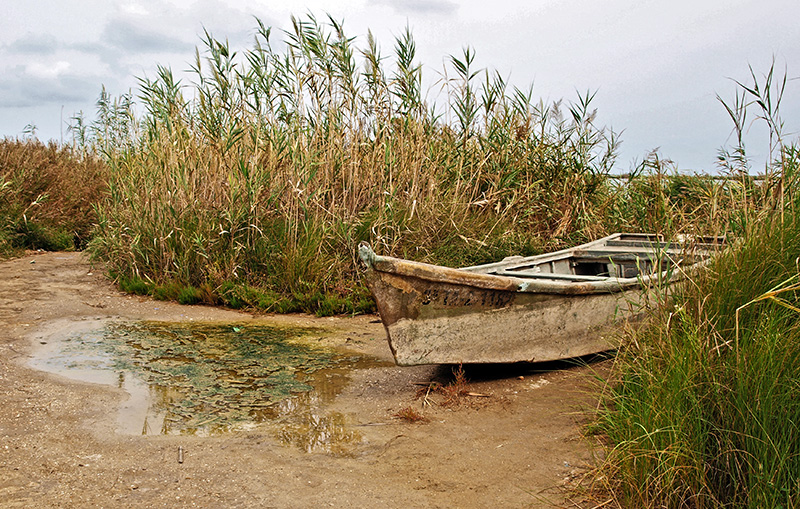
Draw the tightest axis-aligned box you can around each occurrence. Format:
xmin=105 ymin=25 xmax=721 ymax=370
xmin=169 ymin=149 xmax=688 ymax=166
xmin=0 ymin=251 xmax=606 ymax=508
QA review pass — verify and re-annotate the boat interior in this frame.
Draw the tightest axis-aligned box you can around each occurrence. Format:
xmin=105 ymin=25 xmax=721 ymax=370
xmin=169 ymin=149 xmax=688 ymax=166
xmin=466 ymin=233 xmax=717 ymax=282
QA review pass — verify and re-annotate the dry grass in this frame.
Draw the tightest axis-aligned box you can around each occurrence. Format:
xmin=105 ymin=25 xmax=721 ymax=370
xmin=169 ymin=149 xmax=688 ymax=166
xmin=0 ymin=138 xmax=107 ymax=255
xmin=73 ymin=14 xmax=761 ymax=314
xmin=392 ymin=406 xmax=428 ymax=423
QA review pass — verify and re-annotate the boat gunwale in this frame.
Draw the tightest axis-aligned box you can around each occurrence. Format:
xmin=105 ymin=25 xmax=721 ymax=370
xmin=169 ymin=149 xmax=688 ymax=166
xmin=358 ymin=233 xmax=713 ymax=296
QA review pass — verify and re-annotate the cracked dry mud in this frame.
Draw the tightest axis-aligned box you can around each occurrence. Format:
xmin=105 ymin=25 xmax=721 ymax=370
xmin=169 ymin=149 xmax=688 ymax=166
xmin=0 ymin=251 xmax=603 ymax=508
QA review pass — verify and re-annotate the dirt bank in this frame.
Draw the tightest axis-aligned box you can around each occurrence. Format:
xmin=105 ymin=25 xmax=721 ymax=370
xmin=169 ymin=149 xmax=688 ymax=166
xmin=0 ymin=251 xmax=603 ymax=508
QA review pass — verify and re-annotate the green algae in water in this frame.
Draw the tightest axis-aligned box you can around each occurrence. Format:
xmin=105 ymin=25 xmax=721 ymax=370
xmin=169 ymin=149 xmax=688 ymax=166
xmin=77 ymin=321 xmax=348 ymax=434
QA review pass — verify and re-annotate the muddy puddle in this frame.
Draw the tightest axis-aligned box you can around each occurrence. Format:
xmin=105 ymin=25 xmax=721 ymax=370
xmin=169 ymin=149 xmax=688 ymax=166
xmin=29 ymin=318 xmax=391 ymax=453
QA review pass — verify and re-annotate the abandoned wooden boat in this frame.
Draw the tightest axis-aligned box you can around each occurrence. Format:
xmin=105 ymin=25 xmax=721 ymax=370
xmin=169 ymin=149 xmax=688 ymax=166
xmin=359 ymin=233 xmax=723 ymax=365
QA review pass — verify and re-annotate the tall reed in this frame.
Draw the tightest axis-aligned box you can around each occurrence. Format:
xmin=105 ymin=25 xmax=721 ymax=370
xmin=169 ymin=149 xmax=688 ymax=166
xmin=81 ymin=14 xmax=767 ymax=313
xmin=84 ymin=15 xmax=624 ymax=311
xmin=592 ymin=61 xmax=800 ymax=508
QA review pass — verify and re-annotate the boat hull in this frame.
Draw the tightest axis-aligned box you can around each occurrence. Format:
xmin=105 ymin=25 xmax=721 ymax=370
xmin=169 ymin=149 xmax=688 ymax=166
xmin=363 ymin=267 xmax=644 ymax=365
xmin=360 ymin=233 xmax=720 ymax=365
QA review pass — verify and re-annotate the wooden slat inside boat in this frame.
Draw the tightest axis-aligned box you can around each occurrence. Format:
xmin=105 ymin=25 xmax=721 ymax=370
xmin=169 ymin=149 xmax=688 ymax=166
xmin=359 ymin=233 xmax=722 ymax=366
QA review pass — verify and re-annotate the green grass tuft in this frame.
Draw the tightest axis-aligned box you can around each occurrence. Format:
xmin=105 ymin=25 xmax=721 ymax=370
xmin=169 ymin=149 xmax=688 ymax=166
xmin=118 ymin=275 xmax=151 ymax=296
xmin=590 ymin=60 xmax=800 ymax=508
xmin=177 ymin=286 xmax=203 ymax=305
xmin=594 ymin=209 xmax=800 ymax=507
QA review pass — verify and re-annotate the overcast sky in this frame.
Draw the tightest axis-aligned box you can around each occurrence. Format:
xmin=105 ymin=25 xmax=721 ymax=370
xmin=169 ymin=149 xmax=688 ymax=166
xmin=2 ymin=0 xmax=798 ymax=172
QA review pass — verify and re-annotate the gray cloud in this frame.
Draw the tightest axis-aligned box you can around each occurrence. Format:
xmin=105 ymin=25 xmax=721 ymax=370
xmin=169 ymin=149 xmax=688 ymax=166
xmin=102 ymin=17 xmax=194 ymax=55
xmin=0 ymin=65 xmax=101 ymax=108
xmin=5 ymin=33 xmax=61 ymax=55
xmin=369 ymin=0 xmax=458 ymax=15
xmin=73 ymin=2 xmax=276 ymax=77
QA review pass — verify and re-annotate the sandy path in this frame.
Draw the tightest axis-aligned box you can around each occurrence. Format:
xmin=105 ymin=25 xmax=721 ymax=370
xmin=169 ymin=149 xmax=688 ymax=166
xmin=0 ymin=251 xmax=602 ymax=508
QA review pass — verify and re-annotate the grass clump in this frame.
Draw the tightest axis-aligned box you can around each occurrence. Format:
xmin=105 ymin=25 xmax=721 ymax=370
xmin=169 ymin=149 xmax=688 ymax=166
xmin=117 ymin=274 xmax=152 ymax=296
xmin=0 ymin=138 xmax=106 ymax=256
xmin=393 ymin=406 xmax=428 ymax=423
xmin=415 ymin=364 xmax=475 ymax=407
xmin=82 ymin=14 xmax=626 ymax=312
xmin=77 ymin=13 xmax=761 ymax=313
xmin=594 ymin=209 xmax=800 ymax=507
xmin=592 ymin=63 xmax=800 ymax=508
